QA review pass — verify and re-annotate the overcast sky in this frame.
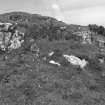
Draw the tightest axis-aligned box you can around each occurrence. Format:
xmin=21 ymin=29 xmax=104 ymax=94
xmin=0 ymin=0 xmax=105 ymax=26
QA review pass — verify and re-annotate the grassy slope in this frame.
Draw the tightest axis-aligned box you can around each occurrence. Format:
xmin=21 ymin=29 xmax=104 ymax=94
xmin=0 ymin=12 xmax=105 ymax=105
xmin=0 ymin=38 xmax=105 ymax=105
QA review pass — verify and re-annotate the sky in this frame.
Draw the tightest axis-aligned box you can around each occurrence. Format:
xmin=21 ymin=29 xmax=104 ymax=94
xmin=0 ymin=0 xmax=105 ymax=26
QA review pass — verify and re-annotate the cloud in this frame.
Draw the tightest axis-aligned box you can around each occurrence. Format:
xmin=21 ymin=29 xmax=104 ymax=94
xmin=51 ymin=4 xmax=65 ymax=21
xmin=52 ymin=4 xmax=60 ymax=10
xmin=46 ymin=0 xmax=105 ymax=26
xmin=63 ymin=6 xmax=105 ymax=26
xmin=57 ymin=0 xmax=105 ymax=11
xmin=0 ymin=0 xmax=105 ymax=26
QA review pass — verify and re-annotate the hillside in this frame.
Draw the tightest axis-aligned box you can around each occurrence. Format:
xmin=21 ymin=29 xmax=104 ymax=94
xmin=0 ymin=12 xmax=105 ymax=105
xmin=0 ymin=12 xmax=66 ymax=26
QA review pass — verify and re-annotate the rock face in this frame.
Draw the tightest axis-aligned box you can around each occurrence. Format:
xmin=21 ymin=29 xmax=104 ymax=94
xmin=0 ymin=22 xmax=24 ymax=51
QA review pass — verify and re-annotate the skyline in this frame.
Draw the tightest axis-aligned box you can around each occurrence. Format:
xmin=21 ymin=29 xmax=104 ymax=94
xmin=0 ymin=0 xmax=105 ymax=26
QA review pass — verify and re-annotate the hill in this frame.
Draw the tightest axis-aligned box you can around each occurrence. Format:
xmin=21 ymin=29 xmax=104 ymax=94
xmin=0 ymin=12 xmax=88 ymax=40
xmin=0 ymin=12 xmax=105 ymax=105
xmin=0 ymin=11 xmax=66 ymax=26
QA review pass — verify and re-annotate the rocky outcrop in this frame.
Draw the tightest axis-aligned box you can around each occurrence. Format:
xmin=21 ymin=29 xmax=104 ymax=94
xmin=0 ymin=22 xmax=24 ymax=52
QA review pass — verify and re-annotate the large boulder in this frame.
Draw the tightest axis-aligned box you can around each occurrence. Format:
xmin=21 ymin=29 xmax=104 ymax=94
xmin=63 ymin=54 xmax=88 ymax=68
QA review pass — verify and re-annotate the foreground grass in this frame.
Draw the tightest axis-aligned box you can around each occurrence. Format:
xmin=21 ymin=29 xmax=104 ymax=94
xmin=0 ymin=39 xmax=105 ymax=105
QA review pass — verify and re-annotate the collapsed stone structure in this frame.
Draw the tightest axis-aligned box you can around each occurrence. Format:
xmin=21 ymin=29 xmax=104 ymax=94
xmin=73 ymin=31 xmax=92 ymax=44
xmin=0 ymin=22 xmax=24 ymax=52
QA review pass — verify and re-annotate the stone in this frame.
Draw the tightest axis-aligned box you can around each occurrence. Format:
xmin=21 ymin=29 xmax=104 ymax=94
xmin=30 ymin=43 xmax=39 ymax=53
xmin=49 ymin=60 xmax=61 ymax=66
xmin=0 ymin=22 xmax=24 ymax=51
xmin=63 ymin=54 xmax=88 ymax=68
xmin=48 ymin=51 xmax=54 ymax=57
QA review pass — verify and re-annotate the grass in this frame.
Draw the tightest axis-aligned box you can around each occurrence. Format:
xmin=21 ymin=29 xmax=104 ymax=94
xmin=0 ymin=38 xmax=105 ymax=105
xmin=1 ymin=11 xmax=105 ymax=105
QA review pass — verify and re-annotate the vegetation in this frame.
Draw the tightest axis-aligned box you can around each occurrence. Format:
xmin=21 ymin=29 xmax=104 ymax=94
xmin=88 ymin=24 xmax=105 ymax=36
xmin=0 ymin=12 xmax=105 ymax=105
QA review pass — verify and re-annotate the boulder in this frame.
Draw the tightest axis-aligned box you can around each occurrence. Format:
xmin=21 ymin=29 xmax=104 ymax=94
xmin=63 ymin=54 xmax=88 ymax=68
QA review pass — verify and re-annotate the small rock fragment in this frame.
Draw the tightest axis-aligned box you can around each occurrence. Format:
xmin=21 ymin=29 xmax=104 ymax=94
xmin=48 ymin=51 xmax=54 ymax=57
xmin=49 ymin=60 xmax=61 ymax=66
